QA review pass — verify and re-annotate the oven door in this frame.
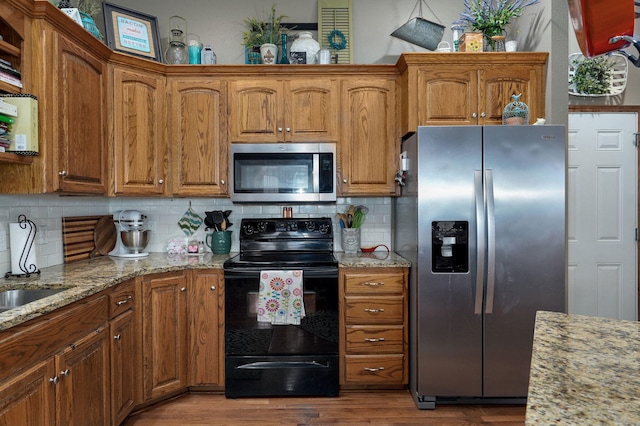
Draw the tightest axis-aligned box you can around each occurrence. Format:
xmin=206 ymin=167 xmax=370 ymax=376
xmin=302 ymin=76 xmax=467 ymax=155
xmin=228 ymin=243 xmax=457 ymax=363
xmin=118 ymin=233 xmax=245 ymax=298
xmin=224 ymin=267 xmax=339 ymax=397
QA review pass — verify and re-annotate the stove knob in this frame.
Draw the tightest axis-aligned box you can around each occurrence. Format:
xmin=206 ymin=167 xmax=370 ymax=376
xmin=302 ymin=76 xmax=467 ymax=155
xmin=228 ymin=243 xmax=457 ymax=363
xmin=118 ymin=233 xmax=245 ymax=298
xmin=319 ymin=224 xmax=331 ymax=234
xmin=304 ymin=221 xmax=316 ymax=232
xmin=243 ymin=225 xmax=255 ymax=235
xmin=257 ymin=222 xmax=268 ymax=232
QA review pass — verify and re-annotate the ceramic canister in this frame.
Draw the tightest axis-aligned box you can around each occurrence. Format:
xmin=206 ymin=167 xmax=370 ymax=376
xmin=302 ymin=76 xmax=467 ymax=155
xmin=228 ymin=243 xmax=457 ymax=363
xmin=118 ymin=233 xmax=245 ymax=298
xmin=290 ymin=31 xmax=320 ymax=64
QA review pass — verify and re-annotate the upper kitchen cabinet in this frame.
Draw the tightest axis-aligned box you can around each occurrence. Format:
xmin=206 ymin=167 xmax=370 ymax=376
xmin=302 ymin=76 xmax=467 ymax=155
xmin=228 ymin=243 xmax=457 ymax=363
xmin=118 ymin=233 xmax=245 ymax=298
xmin=397 ymin=53 xmax=547 ymax=133
xmin=110 ymin=62 xmax=168 ymax=196
xmin=168 ymin=77 xmax=227 ymax=196
xmin=228 ymin=77 xmax=339 ymax=143
xmin=339 ymin=77 xmax=399 ymax=196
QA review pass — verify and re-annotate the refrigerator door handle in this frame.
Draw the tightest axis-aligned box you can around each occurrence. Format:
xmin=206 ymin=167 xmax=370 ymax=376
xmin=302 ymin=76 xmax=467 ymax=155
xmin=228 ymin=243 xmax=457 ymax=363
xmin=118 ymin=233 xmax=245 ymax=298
xmin=474 ymin=170 xmax=485 ymax=315
xmin=485 ymin=169 xmax=496 ymax=314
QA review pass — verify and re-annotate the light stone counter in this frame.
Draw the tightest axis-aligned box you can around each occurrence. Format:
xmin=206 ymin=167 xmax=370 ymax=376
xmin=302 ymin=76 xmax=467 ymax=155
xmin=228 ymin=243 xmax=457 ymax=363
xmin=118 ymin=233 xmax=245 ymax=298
xmin=0 ymin=251 xmax=410 ymax=332
xmin=526 ymin=311 xmax=640 ymax=425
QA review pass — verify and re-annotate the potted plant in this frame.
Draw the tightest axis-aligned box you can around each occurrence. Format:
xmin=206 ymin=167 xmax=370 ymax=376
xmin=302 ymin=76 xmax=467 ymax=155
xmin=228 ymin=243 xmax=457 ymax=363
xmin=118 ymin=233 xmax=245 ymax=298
xmin=570 ymin=56 xmax=613 ymax=95
xmin=454 ymin=0 xmax=540 ymax=50
xmin=242 ymin=3 xmax=287 ymax=64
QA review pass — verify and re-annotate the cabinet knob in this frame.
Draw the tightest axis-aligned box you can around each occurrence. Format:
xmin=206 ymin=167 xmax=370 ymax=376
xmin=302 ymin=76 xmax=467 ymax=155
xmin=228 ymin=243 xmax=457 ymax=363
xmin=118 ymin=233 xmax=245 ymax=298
xmin=343 ymin=179 xmax=347 ymax=184
xmin=480 ymin=112 xmax=486 ymax=118
xmin=158 ymin=179 xmax=164 ymax=184
xmin=221 ymin=180 xmax=225 ymax=185
xmin=60 ymin=369 xmax=70 ymax=376
xmin=181 ymin=287 xmax=187 ymax=292
xmin=210 ymin=285 xmax=216 ymax=291
xmin=285 ymin=127 xmax=291 ymax=133
xmin=114 ymin=334 xmax=121 ymax=340
xmin=49 ymin=376 xmax=59 ymax=385
xmin=472 ymin=113 xmax=478 ymax=118
xmin=58 ymin=171 xmax=67 ymax=177
xmin=278 ymin=127 xmax=283 ymax=132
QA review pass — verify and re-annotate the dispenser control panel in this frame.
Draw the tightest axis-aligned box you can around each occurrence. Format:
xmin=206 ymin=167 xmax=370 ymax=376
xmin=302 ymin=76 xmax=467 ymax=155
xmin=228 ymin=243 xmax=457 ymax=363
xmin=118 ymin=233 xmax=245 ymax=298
xmin=432 ymin=221 xmax=469 ymax=273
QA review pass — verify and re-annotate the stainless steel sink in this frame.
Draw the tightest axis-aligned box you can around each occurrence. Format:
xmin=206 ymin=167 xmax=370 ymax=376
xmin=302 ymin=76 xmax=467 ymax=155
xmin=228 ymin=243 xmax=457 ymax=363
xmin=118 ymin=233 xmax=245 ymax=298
xmin=0 ymin=288 xmax=67 ymax=314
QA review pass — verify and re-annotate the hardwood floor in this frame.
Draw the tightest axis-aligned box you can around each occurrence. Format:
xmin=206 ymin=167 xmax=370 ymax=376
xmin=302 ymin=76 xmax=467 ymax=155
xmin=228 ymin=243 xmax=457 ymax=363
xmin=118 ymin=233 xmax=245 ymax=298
xmin=122 ymin=391 xmax=526 ymax=425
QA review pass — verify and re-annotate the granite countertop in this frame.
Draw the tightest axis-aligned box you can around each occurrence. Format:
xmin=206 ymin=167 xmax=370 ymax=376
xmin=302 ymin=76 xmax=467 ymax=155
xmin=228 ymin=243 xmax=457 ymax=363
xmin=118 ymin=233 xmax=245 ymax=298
xmin=526 ymin=311 xmax=640 ymax=425
xmin=0 ymin=251 xmax=409 ymax=332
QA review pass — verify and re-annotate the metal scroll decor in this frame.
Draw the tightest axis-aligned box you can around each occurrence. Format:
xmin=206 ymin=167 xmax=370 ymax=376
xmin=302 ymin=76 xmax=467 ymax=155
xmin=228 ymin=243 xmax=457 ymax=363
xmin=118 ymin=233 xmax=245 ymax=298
xmin=5 ymin=214 xmax=41 ymax=278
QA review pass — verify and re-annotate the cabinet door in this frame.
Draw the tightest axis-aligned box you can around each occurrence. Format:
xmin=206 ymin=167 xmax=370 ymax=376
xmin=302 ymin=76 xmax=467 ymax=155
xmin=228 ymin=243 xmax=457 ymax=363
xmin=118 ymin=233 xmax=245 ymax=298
xmin=284 ymin=79 xmax=339 ymax=142
xmin=169 ymin=79 xmax=227 ymax=196
xmin=479 ymin=66 xmax=541 ymax=125
xmin=53 ymin=33 xmax=107 ymax=193
xmin=142 ymin=272 xmax=188 ymax=401
xmin=112 ymin=66 xmax=167 ymax=196
xmin=228 ymin=80 xmax=282 ymax=142
xmin=0 ymin=359 xmax=55 ymax=425
xmin=56 ymin=325 xmax=110 ymax=426
xmin=110 ymin=310 xmax=136 ymax=426
xmin=340 ymin=78 xmax=398 ymax=195
xmin=417 ymin=67 xmax=478 ymax=126
xmin=189 ymin=270 xmax=224 ymax=386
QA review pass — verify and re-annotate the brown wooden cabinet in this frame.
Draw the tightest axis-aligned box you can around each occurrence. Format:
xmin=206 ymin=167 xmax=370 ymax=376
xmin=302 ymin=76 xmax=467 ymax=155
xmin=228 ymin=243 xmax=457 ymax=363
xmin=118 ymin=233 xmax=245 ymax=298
xmin=339 ymin=78 xmax=399 ymax=196
xmin=141 ymin=272 xmax=188 ymax=401
xmin=0 ymin=359 xmax=55 ymax=425
xmin=108 ymin=279 xmax=138 ymax=426
xmin=110 ymin=65 xmax=167 ymax=196
xmin=0 ymin=292 xmax=110 ymax=425
xmin=188 ymin=270 xmax=224 ymax=386
xmin=49 ymin=32 xmax=108 ymax=194
xmin=168 ymin=78 xmax=228 ymax=196
xmin=398 ymin=52 xmax=548 ymax=134
xmin=340 ymin=268 xmax=408 ymax=387
xmin=228 ymin=77 xmax=338 ymax=143
xmin=55 ymin=325 xmax=110 ymax=426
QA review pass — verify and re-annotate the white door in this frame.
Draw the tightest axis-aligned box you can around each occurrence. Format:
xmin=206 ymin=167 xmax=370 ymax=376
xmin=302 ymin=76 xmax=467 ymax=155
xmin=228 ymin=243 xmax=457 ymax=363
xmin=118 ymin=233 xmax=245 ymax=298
xmin=568 ymin=112 xmax=638 ymax=321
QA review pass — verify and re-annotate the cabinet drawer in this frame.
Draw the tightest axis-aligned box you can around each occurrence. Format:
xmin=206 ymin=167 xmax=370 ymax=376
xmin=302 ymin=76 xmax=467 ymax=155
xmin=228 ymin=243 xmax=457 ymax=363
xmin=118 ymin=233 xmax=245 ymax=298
xmin=109 ymin=280 xmax=136 ymax=318
xmin=345 ymin=326 xmax=403 ymax=353
xmin=344 ymin=273 xmax=404 ymax=295
xmin=344 ymin=296 xmax=403 ymax=324
xmin=344 ymin=355 xmax=404 ymax=383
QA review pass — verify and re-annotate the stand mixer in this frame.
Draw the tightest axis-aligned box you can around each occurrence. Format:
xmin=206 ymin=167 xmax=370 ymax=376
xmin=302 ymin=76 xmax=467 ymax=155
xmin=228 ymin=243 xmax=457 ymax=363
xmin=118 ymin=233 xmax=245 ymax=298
xmin=109 ymin=210 xmax=150 ymax=258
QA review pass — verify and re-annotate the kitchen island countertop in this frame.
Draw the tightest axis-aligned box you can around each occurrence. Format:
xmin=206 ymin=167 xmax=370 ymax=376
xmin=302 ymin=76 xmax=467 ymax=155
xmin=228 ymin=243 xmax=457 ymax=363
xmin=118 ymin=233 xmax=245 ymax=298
xmin=0 ymin=251 xmax=409 ymax=332
xmin=526 ymin=310 xmax=640 ymax=425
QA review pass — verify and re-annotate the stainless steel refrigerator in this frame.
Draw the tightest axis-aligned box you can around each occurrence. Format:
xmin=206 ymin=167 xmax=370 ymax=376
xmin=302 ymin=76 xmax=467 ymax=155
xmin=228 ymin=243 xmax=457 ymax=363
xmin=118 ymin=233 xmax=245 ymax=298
xmin=393 ymin=126 xmax=566 ymax=409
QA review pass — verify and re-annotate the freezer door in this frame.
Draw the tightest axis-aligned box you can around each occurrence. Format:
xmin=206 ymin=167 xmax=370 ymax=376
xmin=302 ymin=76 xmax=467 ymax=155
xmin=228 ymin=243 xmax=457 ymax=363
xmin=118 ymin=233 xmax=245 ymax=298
xmin=482 ymin=126 xmax=566 ymax=397
xmin=414 ymin=126 xmax=484 ymax=398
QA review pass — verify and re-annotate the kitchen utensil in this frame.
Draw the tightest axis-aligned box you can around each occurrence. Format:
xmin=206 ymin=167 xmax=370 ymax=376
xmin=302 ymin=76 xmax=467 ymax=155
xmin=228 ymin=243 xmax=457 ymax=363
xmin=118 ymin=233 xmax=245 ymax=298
xmin=90 ymin=215 xmax=117 ymax=258
xmin=360 ymin=244 xmax=390 ymax=253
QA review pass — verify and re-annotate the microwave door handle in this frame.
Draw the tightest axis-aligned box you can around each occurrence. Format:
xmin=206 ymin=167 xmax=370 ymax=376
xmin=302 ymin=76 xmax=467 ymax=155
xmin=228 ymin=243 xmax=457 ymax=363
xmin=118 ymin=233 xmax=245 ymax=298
xmin=313 ymin=153 xmax=320 ymax=193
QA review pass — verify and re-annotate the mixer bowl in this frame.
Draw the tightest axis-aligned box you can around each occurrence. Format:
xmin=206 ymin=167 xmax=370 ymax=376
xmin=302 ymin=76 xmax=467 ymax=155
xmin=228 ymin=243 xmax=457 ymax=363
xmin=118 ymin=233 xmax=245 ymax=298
xmin=120 ymin=230 xmax=150 ymax=253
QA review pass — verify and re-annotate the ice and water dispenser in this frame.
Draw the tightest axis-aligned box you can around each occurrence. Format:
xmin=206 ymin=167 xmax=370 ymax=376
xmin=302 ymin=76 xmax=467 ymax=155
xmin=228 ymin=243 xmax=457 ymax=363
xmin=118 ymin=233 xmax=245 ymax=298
xmin=432 ymin=221 xmax=469 ymax=273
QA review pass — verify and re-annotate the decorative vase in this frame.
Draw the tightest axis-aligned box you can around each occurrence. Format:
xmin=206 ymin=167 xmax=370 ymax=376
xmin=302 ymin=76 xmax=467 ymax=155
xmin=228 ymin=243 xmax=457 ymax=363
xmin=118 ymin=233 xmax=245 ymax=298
xmin=260 ymin=43 xmax=278 ymax=65
xmin=279 ymin=33 xmax=290 ymax=64
xmin=79 ymin=11 xmax=103 ymax=40
xmin=206 ymin=231 xmax=232 ymax=254
xmin=290 ymin=31 xmax=320 ymax=64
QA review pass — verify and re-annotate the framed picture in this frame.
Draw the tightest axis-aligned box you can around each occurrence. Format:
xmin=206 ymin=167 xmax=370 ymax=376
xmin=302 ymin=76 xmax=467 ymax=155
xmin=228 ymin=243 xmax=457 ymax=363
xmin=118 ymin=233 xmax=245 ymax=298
xmin=102 ymin=2 xmax=163 ymax=62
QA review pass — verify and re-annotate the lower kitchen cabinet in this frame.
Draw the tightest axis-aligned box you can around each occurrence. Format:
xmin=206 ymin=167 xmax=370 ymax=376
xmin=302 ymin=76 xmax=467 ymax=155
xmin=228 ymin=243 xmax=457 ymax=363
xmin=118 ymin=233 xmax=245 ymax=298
xmin=340 ymin=268 xmax=409 ymax=387
xmin=0 ymin=359 xmax=56 ymax=425
xmin=141 ymin=272 xmax=189 ymax=401
xmin=55 ymin=325 xmax=110 ymax=426
xmin=189 ymin=270 xmax=224 ymax=386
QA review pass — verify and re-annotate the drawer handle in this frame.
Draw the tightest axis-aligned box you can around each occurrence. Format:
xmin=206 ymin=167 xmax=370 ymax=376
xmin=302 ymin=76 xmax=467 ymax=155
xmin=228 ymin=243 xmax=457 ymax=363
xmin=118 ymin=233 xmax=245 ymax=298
xmin=364 ymin=367 xmax=385 ymax=372
xmin=363 ymin=281 xmax=384 ymax=287
xmin=116 ymin=295 xmax=132 ymax=306
xmin=364 ymin=308 xmax=385 ymax=313
xmin=364 ymin=337 xmax=385 ymax=342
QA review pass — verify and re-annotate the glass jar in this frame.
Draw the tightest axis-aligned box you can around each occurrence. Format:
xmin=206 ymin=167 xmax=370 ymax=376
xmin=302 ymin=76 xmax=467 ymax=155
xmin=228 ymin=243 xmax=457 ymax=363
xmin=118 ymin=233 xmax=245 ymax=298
xmin=165 ymin=41 xmax=188 ymax=64
xmin=290 ymin=31 xmax=320 ymax=64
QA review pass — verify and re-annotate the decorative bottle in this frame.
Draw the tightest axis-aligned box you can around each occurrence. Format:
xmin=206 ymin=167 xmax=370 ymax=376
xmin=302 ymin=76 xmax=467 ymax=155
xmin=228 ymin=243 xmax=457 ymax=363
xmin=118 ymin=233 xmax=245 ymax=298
xmin=279 ymin=33 xmax=290 ymax=64
xmin=290 ymin=31 xmax=320 ymax=64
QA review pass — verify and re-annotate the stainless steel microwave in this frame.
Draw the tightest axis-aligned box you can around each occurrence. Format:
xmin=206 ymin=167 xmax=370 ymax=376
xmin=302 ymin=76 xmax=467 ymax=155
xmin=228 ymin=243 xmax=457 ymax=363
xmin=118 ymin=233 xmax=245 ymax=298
xmin=229 ymin=143 xmax=336 ymax=203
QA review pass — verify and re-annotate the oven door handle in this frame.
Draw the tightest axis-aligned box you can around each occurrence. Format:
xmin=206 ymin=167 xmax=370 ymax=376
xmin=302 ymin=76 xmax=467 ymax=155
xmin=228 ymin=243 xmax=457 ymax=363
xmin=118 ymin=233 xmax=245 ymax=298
xmin=236 ymin=361 xmax=331 ymax=370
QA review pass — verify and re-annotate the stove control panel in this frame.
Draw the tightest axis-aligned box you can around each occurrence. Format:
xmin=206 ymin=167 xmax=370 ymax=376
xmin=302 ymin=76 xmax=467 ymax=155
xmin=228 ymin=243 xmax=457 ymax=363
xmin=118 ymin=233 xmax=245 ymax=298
xmin=240 ymin=218 xmax=333 ymax=239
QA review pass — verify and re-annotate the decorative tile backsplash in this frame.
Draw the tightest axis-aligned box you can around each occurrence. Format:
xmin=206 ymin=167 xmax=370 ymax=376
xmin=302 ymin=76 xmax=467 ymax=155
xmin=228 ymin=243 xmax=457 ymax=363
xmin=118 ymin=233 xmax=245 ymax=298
xmin=0 ymin=195 xmax=393 ymax=274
